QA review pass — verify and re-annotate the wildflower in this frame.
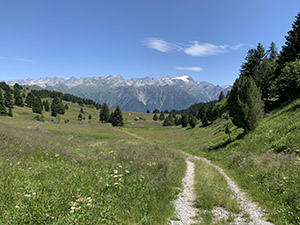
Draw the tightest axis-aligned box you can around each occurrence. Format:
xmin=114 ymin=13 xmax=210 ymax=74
xmin=87 ymin=203 xmax=91 ymax=206
xmin=76 ymin=195 xmax=81 ymax=199
xmin=15 ymin=205 xmax=20 ymax=209
xmin=17 ymin=161 xmax=21 ymax=165
xmin=125 ymin=170 xmax=129 ymax=174
xmin=24 ymin=194 xmax=31 ymax=198
xmin=113 ymin=170 xmax=118 ymax=174
xmin=55 ymin=154 xmax=59 ymax=157
xmin=32 ymin=192 xmax=36 ymax=196
xmin=70 ymin=210 xmax=74 ymax=214
xmin=114 ymin=182 xmax=118 ymax=186
xmin=87 ymin=197 xmax=91 ymax=200
xmin=118 ymin=165 xmax=122 ymax=168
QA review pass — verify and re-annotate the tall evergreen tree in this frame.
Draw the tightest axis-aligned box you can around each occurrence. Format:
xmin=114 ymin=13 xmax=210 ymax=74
xmin=4 ymin=89 xmax=13 ymax=108
xmin=13 ymin=87 xmax=24 ymax=107
xmin=44 ymin=100 xmax=50 ymax=112
xmin=25 ymin=92 xmax=36 ymax=108
xmin=159 ymin=112 xmax=165 ymax=121
xmin=78 ymin=113 xmax=83 ymax=121
xmin=188 ymin=115 xmax=197 ymax=128
xmin=181 ymin=114 xmax=188 ymax=128
xmin=163 ymin=114 xmax=174 ymax=126
xmin=276 ymin=12 xmax=300 ymax=71
xmin=218 ymin=91 xmax=225 ymax=102
xmin=51 ymin=97 xmax=65 ymax=117
xmin=8 ymin=107 xmax=13 ymax=117
xmin=153 ymin=113 xmax=158 ymax=121
xmin=0 ymin=89 xmax=7 ymax=115
xmin=88 ymin=114 xmax=92 ymax=120
xmin=32 ymin=96 xmax=43 ymax=114
xmin=227 ymin=76 xmax=264 ymax=133
xmin=111 ymin=106 xmax=124 ymax=126
xmin=99 ymin=103 xmax=110 ymax=123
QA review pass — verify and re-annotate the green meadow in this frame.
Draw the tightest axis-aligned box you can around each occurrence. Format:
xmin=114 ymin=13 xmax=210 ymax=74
xmin=1 ymin=97 xmax=300 ymax=224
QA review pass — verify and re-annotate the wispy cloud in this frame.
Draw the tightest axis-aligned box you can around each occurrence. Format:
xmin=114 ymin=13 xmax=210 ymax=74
xmin=142 ymin=37 xmax=182 ymax=53
xmin=14 ymin=58 xmax=34 ymax=62
xmin=142 ymin=37 xmax=247 ymax=56
xmin=176 ymin=66 xmax=203 ymax=72
xmin=184 ymin=42 xmax=228 ymax=56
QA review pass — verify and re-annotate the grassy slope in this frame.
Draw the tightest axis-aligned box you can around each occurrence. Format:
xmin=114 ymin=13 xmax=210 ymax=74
xmin=0 ymin=102 xmax=185 ymax=224
xmin=1 ymin=96 xmax=300 ymax=224
xmin=123 ymin=98 xmax=300 ymax=225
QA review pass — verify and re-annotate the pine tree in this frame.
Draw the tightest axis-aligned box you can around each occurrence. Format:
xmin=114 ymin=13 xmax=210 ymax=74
xmin=159 ymin=112 xmax=165 ymax=121
xmin=111 ymin=106 xmax=124 ymax=126
xmin=25 ymin=92 xmax=36 ymax=108
xmin=218 ymin=91 xmax=225 ymax=101
xmin=189 ymin=116 xmax=197 ymax=128
xmin=65 ymin=104 xmax=69 ymax=110
xmin=8 ymin=107 xmax=13 ymax=117
xmin=80 ymin=107 xmax=84 ymax=113
xmin=163 ymin=114 xmax=174 ymax=126
xmin=109 ymin=112 xmax=114 ymax=123
xmin=174 ymin=116 xmax=181 ymax=126
xmin=51 ymin=97 xmax=65 ymax=117
xmin=146 ymin=109 xmax=150 ymax=113
xmin=4 ymin=90 xmax=13 ymax=108
xmin=224 ymin=123 xmax=232 ymax=140
xmin=32 ymin=96 xmax=43 ymax=114
xmin=153 ymin=113 xmax=158 ymax=121
xmin=181 ymin=114 xmax=188 ymax=128
xmin=0 ymin=89 xmax=7 ymax=115
xmin=44 ymin=100 xmax=50 ymax=112
xmin=13 ymin=87 xmax=24 ymax=107
xmin=201 ymin=112 xmax=209 ymax=126
xmin=277 ymin=12 xmax=300 ymax=71
xmin=88 ymin=114 xmax=92 ymax=120
xmin=227 ymin=76 xmax=264 ymax=133
xmin=78 ymin=113 xmax=82 ymax=121
xmin=99 ymin=103 xmax=110 ymax=123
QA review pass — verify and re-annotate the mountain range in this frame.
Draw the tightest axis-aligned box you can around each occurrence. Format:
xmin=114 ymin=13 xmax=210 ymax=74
xmin=7 ymin=75 xmax=231 ymax=112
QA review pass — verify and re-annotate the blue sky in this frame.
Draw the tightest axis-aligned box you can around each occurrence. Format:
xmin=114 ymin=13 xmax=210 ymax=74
xmin=0 ymin=0 xmax=299 ymax=86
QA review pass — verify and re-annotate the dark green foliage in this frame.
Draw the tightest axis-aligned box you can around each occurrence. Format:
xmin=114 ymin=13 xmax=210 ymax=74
xmin=80 ymin=107 xmax=84 ymax=113
xmin=174 ymin=116 xmax=181 ymax=126
xmin=44 ymin=100 xmax=50 ymax=112
xmin=0 ymin=89 xmax=7 ymax=115
xmin=218 ymin=91 xmax=225 ymax=101
xmin=109 ymin=112 xmax=114 ymax=123
xmin=111 ymin=106 xmax=124 ymax=126
xmin=163 ymin=114 xmax=174 ymax=126
xmin=200 ymin=112 xmax=208 ymax=126
xmin=277 ymin=12 xmax=300 ymax=71
xmin=8 ymin=107 xmax=13 ymax=117
xmin=13 ymin=83 xmax=22 ymax=90
xmin=267 ymin=41 xmax=278 ymax=60
xmin=0 ymin=82 xmax=10 ymax=92
xmin=159 ymin=112 xmax=165 ymax=121
xmin=153 ymin=109 xmax=160 ymax=113
xmin=51 ymin=97 xmax=65 ymax=117
xmin=224 ymin=123 xmax=232 ymax=140
xmin=146 ymin=109 xmax=150 ymax=113
xmin=99 ymin=103 xmax=110 ymax=123
xmin=78 ymin=113 xmax=82 ymax=121
xmin=181 ymin=114 xmax=188 ymax=128
xmin=32 ymin=96 xmax=43 ymax=114
xmin=227 ymin=76 xmax=264 ymax=133
xmin=153 ymin=114 xmax=158 ymax=121
xmin=188 ymin=116 xmax=197 ymax=128
xmin=164 ymin=110 xmax=169 ymax=114
xmin=4 ymin=89 xmax=13 ymax=108
xmin=272 ymin=59 xmax=300 ymax=100
xmin=65 ymin=104 xmax=69 ymax=110
xmin=88 ymin=114 xmax=92 ymax=120
xmin=25 ymin=92 xmax=36 ymax=108
xmin=14 ymin=88 xmax=24 ymax=107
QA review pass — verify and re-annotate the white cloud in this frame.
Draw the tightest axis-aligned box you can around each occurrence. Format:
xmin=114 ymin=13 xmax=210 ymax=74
xmin=14 ymin=58 xmax=33 ymax=62
xmin=230 ymin=43 xmax=246 ymax=50
xmin=176 ymin=66 xmax=203 ymax=72
xmin=184 ymin=42 xmax=228 ymax=56
xmin=142 ymin=37 xmax=182 ymax=53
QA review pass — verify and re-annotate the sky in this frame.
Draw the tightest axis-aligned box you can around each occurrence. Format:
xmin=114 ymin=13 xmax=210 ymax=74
xmin=0 ymin=0 xmax=299 ymax=86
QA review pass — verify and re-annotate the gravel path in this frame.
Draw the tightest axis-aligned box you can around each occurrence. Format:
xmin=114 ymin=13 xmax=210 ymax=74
xmin=170 ymin=159 xmax=198 ymax=225
xmin=191 ymin=155 xmax=274 ymax=225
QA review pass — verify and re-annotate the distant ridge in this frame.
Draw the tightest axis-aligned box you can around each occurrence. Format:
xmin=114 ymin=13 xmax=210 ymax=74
xmin=7 ymin=75 xmax=231 ymax=112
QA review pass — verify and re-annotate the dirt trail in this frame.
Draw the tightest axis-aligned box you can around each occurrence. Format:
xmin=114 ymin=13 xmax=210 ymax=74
xmin=189 ymin=154 xmax=274 ymax=225
xmin=170 ymin=159 xmax=198 ymax=225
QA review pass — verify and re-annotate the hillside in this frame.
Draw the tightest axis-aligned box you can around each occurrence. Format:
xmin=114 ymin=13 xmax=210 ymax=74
xmin=7 ymin=75 xmax=231 ymax=112
xmin=1 ymin=85 xmax=300 ymax=224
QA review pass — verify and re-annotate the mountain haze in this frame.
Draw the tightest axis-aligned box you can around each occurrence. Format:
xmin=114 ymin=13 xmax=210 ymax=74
xmin=7 ymin=75 xmax=231 ymax=112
